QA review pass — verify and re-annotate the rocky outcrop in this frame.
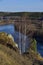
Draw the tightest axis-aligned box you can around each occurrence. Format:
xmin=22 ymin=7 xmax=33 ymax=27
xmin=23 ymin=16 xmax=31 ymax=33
xmin=0 ymin=32 xmax=18 ymax=52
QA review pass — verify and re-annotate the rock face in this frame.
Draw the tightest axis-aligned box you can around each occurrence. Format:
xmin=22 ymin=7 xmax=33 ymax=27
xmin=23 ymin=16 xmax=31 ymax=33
xmin=7 ymin=34 xmax=14 ymax=42
xmin=0 ymin=32 xmax=18 ymax=51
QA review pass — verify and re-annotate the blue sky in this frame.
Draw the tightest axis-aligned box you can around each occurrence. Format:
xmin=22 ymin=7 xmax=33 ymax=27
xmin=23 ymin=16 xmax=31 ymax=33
xmin=0 ymin=0 xmax=43 ymax=12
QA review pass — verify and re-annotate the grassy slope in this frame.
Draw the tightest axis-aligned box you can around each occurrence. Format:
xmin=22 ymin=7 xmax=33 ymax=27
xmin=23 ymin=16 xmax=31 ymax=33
xmin=0 ymin=44 xmax=32 ymax=65
xmin=0 ymin=32 xmax=33 ymax=65
xmin=0 ymin=44 xmax=43 ymax=65
xmin=0 ymin=32 xmax=43 ymax=65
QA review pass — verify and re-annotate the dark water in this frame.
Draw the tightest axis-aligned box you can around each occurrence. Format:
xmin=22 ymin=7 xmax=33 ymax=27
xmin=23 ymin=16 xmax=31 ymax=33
xmin=37 ymin=43 xmax=43 ymax=57
xmin=0 ymin=24 xmax=43 ymax=56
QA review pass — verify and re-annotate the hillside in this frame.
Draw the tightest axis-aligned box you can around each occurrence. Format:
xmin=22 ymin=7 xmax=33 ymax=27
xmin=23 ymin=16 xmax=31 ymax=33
xmin=0 ymin=32 xmax=43 ymax=65
xmin=0 ymin=44 xmax=33 ymax=65
xmin=0 ymin=32 xmax=32 ymax=65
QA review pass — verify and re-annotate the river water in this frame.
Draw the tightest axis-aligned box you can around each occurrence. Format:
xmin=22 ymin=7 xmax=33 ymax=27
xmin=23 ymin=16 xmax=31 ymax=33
xmin=0 ymin=24 xmax=43 ymax=56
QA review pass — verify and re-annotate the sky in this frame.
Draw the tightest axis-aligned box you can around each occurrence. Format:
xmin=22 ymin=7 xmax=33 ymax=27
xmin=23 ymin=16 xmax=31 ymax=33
xmin=0 ymin=0 xmax=43 ymax=12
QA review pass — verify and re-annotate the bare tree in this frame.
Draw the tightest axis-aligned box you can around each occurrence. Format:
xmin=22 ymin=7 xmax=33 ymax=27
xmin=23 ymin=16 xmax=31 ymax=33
xmin=21 ymin=15 xmax=27 ymax=53
xmin=19 ymin=19 xmax=22 ymax=54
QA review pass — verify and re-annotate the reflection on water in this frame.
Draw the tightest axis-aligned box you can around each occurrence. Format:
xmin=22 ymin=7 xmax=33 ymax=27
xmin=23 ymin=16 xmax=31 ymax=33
xmin=0 ymin=24 xmax=43 ymax=56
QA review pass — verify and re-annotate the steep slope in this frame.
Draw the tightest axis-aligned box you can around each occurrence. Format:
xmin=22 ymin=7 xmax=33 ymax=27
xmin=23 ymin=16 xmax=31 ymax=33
xmin=0 ymin=44 xmax=33 ymax=65
xmin=0 ymin=32 xmax=43 ymax=65
xmin=0 ymin=32 xmax=32 ymax=65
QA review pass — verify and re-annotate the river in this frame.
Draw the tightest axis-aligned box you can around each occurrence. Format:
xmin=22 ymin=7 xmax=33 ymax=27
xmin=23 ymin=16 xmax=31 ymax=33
xmin=0 ymin=24 xmax=43 ymax=56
